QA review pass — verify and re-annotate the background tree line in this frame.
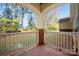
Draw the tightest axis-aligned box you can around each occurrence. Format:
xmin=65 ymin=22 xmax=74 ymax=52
xmin=0 ymin=3 xmax=37 ymax=32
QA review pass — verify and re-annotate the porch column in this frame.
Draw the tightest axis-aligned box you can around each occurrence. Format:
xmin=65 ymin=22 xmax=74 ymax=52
xmin=70 ymin=3 xmax=79 ymax=31
xmin=37 ymin=13 xmax=46 ymax=45
xmin=70 ymin=3 xmax=79 ymax=53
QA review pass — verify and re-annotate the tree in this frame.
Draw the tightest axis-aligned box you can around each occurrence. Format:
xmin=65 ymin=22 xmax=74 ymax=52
xmin=0 ymin=3 xmax=19 ymax=32
xmin=2 ymin=4 xmax=13 ymax=20
xmin=46 ymin=14 xmax=59 ymax=32
xmin=27 ymin=12 xmax=36 ymax=32
xmin=2 ymin=3 xmax=17 ymax=20
xmin=18 ymin=4 xmax=26 ymax=31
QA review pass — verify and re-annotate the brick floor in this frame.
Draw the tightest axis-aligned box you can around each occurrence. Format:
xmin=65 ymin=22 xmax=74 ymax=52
xmin=16 ymin=45 xmax=68 ymax=56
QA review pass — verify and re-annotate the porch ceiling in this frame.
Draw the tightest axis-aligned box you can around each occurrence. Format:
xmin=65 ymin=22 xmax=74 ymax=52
xmin=21 ymin=3 xmax=53 ymax=12
xmin=31 ymin=3 xmax=53 ymax=12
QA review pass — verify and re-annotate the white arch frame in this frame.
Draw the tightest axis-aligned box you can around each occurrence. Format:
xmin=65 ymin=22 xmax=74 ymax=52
xmin=42 ymin=3 xmax=66 ymax=30
xmin=25 ymin=3 xmax=66 ymax=29
xmin=42 ymin=3 xmax=65 ymax=14
xmin=29 ymin=4 xmax=40 ymax=15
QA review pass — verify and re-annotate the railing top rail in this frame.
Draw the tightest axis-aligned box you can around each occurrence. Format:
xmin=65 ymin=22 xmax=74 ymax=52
xmin=0 ymin=31 xmax=79 ymax=36
xmin=0 ymin=32 xmax=37 ymax=35
xmin=45 ymin=32 xmax=78 ymax=36
xmin=45 ymin=32 xmax=79 ymax=33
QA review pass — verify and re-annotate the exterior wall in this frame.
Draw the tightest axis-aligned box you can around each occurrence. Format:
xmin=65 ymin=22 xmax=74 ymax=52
xmin=59 ymin=22 xmax=72 ymax=29
xmin=59 ymin=22 xmax=73 ymax=32
xmin=59 ymin=17 xmax=73 ymax=32
xmin=59 ymin=3 xmax=79 ymax=32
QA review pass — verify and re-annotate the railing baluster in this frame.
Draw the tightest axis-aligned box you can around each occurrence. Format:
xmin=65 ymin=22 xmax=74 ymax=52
xmin=64 ymin=33 xmax=66 ymax=49
xmin=7 ymin=34 xmax=10 ymax=55
xmin=62 ymin=33 xmax=64 ymax=48
xmin=69 ymin=33 xmax=71 ymax=50
xmin=66 ymin=33 xmax=69 ymax=49
xmin=76 ymin=32 xmax=78 ymax=54
xmin=77 ymin=33 xmax=79 ymax=53
xmin=56 ymin=33 xmax=58 ymax=49
xmin=57 ymin=33 xmax=59 ymax=48
xmin=9 ymin=34 xmax=11 ymax=55
xmin=25 ymin=34 xmax=26 ymax=47
xmin=0 ymin=35 xmax=2 ymax=55
xmin=0 ymin=35 xmax=3 ymax=55
xmin=69 ymin=32 xmax=73 ymax=51
xmin=4 ymin=35 xmax=6 ymax=55
xmin=77 ymin=32 xmax=79 ymax=54
xmin=60 ymin=33 xmax=62 ymax=48
xmin=61 ymin=33 xmax=63 ymax=48
xmin=0 ymin=35 xmax=1 ymax=55
xmin=59 ymin=33 xmax=61 ymax=48
xmin=55 ymin=33 xmax=57 ymax=48
xmin=16 ymin=34 xmax=19 ymax=54
xmin=71 ymin=33 xmax=73 ymax=51
xmin=54 ymin=33 xmax=56 ymax=47
xmin=67 ymin=32 xmax=68 ymax=49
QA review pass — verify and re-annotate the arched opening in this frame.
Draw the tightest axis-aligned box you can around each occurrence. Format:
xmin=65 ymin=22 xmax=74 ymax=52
xmin=45 ymin=3 xmax=70 ymax=32
xmin=17 ymin=4 xmax=37 ymax=32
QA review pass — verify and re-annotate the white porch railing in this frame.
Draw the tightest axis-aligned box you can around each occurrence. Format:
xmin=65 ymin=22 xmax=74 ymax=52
xmin=0 ymin=32 xmax=38 ymax=56
xmin=1 ymin=32 xmax=79 ymax=56
xmin=44 ymin=32 xmax=79 ymax=55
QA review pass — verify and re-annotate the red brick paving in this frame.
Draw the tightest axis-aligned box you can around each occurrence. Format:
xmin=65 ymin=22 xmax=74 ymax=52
xmin=16 ymin=45 xmax=68 ymax=56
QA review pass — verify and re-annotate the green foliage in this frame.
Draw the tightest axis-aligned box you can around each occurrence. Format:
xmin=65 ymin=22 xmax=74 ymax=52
xmin=27 ymin=16 xmax=36 ymax=32
xmin=47 ymin=23 xmax=59 ymax=32
xmin=46 ymin=15 xmax=59 ymax=32
xmin=0 ymin=17 xmax=18 ymax=32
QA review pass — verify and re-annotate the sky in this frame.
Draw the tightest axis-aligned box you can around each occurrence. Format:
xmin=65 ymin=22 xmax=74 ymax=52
xmin=57 ymin=3 xmax=70 ymax=19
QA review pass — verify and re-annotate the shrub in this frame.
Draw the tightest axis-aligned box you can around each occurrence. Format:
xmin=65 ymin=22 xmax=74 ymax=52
xmin=0 ymin=17 xmax=18 ymax=32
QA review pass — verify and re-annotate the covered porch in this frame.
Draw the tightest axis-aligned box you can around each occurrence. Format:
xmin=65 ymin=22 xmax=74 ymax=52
xmin=0 ymin=3 xmax=79 ymax=56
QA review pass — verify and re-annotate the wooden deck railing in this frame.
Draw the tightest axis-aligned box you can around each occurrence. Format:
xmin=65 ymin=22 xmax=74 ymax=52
xmin=0 ymin=32 xmax=38 ymax=56
xmin=44 ymin=32 xmax=79 ymax=55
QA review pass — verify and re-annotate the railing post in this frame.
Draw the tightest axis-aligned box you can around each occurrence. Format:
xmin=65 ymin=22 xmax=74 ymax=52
xmin=38 ymin=29 xmax=44 ymax=45
xmin=73 ymin=32 xmax=77 ymax=53
xmin=76 ymin=32 xmax=78 ymax=55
